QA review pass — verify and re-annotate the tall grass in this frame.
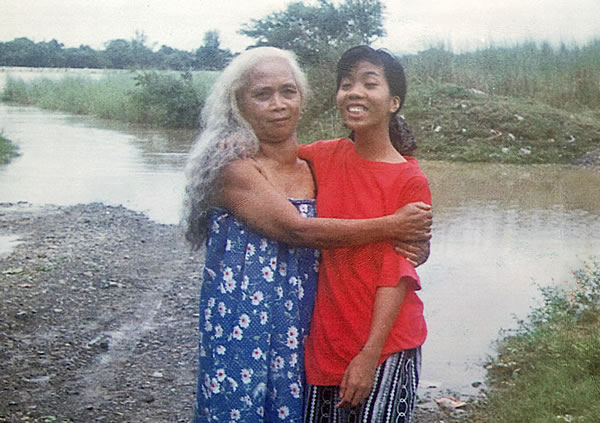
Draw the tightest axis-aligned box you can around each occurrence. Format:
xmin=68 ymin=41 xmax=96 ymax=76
xmin=2 ymin=73 xmax=135 ymax=118
xmin=1 ymin=70 xmax=218 ymax=128
xmin=481 ymin=260 xmax=600 ymax=422
xmin=403 ymin=39 xmax=600 ymax=111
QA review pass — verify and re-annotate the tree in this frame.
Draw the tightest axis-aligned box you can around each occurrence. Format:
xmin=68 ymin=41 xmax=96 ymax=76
xmin=0 ymin=38 xmax=39 ymax=66
xmin=155 ymin=45 xmax=194 ymax=70
xmin=239 ymin=0 xmax=385 ymax=65
xmin=130 ymin=31 xmax=155 ymax=68
xmin=103 ymin=39 xmax=134 ymax=68
xmin=64 ymin=45 xmax=105 ymax=68
xmin=194 ymin=30 xmax=234 ymax=71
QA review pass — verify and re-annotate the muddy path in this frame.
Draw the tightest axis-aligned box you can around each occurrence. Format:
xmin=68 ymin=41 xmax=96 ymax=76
xmin=0 ymin=203 xmax=471 ymax=423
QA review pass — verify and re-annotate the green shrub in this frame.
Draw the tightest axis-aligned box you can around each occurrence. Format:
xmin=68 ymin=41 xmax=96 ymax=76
xmin=1 ymin=76 xmax=30 ymax=103
xmin=124 ymin=71 xmax=202 ymax=128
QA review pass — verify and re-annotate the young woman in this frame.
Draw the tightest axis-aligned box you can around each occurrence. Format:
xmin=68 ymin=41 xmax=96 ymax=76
xmin=299 ymin=46 xmax=430 ymax=422
xmin=182 ymin=47 xmax=431 ymax=423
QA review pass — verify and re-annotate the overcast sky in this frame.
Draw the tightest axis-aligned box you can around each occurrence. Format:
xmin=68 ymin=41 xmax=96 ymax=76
xmin=1 ymin=0 xmax=599 ymax=54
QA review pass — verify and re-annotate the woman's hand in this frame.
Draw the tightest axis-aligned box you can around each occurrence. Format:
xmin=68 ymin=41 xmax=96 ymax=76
xmin=391 ymin=202 xmax=432 ymax=242
xmin=337 ymin=348 xmax=379 ymax=409
xmin=394 ymin=240 xmax=430 ymax=267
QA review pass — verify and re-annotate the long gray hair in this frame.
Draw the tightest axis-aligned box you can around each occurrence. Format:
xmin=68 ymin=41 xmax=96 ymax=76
xmin=182 ymin=47 xmax=309 ymax=249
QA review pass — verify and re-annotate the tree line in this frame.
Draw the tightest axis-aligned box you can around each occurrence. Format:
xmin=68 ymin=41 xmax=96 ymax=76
xmin=0 ymin=0 xmax=384 ymax=71
xmin=0 ymin=30 xmax=234 ymax=71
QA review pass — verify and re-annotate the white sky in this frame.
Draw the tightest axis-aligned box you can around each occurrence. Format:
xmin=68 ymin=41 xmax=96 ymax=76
xmin=0 ymin=0 xmax=599 ymax=54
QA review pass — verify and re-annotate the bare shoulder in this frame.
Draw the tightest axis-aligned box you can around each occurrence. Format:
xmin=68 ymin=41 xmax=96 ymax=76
xmin=221 ymin=158 xmax=269 ymax=194
xmin=223 ymin=158 xmax=260 ymax=181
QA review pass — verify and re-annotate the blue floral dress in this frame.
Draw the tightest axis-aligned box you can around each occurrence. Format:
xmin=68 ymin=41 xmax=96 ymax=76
xmin=195 ymin=200 xmax=320 ymax=423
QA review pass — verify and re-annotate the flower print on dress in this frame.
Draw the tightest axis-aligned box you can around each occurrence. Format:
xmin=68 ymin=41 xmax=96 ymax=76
xmin=216 ymin=368 xmax=226 ymax=382
xmin=227 ymin=377 xmax=238 ymax=392
xmin=259 ymin=238 xmax=268 ymax=251
xmin=246 ymin=243 xmax=256 ymax=259
xmin=241 ymin=275 xmax=250 ymax=290
xmin=214 ymin=324 xmax=223 ymax=338
xmin=195 ymin=201 xmax=318 ymax=423
xmin=278 ymin=406 xmax=290 ymax=420
xmin=279 ymin=262 xmax=287 ymax=276
xmin=289 ymin=353 xmax=298 ymax=367
xmin=232 ymin=325 xmax=243 ymax=340
xmin=271 ymin=356 xmax=285 ymax=371
xmin=269 ymin=257 xmax=278 ymax=269
xmin=251 ymin=291 xmax=264 ymax=305
xmin=252 ymin=347 xmax=264 ymax=360
xmin=210 ymin=378 xmax=220 ymax=394
xmin=289 ymin=383 xmax=301 ymax=399
xmin=239 ymin=313 xmax=250 ymax=328
xmin=241 ymin=368 xmax=253 ymax=384
xmin=261 ymin=266 xmax=274 ymax=282
xmin=230 ymin=409 xmax=241 ymax=421
xmin=217 ymin=302 xmax=227 ymax=317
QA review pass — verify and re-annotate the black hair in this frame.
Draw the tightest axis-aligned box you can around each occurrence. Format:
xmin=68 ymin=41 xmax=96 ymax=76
xmin=336 ymin=45 xmax=407 ymax=113
xmin=338 ymin=45 xmax=416 ymax=155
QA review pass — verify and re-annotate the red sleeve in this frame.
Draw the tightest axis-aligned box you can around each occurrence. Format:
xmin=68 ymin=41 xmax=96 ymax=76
xmin=379 ymin=249 xmax=420 ymax=290
xmin=298 ymin=139 xmax=343 ymax=165
xmin=378 ymin=171 xmax=432 ymax=291
xmin=298 ymin=139 xmax=344 ymax=185
xmin=298 ymin=143 xmax=317 ymax=163
xmin=396 ymin=174 xmax=432 ymax=208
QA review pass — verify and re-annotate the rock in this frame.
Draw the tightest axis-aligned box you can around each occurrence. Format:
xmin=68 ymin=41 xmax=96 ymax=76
xmin=572 ymin=150 xmax=600 ymax=168
xmin=435 ymin=397 xmax=467 ymax=409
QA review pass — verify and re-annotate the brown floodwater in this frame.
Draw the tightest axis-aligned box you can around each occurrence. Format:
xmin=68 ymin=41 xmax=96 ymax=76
xmin=1 ymin=104 xmax=598 ymax=397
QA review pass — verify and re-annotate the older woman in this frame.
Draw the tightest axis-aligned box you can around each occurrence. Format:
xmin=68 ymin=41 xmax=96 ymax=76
xmin=183 ymin=47 xmax=431 ymax=423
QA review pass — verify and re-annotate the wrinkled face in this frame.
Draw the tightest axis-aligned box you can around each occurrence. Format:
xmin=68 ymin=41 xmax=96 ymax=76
xmin=237 ymin=58 xmax=302 ymax=144
xmin=336 ymin=60 xmax=399 ymax=132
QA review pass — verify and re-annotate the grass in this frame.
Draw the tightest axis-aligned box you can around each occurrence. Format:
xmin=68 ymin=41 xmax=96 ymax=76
xmin=403 ymin=39 xmax=600 ymax=112
xmin=475 ymin=260 xmax=600 ymax=422
xmin=0 ymin=132 xmax=19 ymax=164
xmin=1 ymin=70 xmax=218 ymax=128
xmin=403 ymin=82 xmax=600 ymax=164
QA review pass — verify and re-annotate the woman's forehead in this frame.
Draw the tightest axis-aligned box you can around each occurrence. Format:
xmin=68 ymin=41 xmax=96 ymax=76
xmin=341 ymin=60 xmax=384 ymax=78
xmin=245 ymin=59 xmax=297 ymax=86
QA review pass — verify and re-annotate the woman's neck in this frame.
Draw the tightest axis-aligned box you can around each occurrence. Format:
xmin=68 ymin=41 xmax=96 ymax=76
xmin=256 ymin=136 xmax=299 ymax=166
xmin=352 ymin=126 xmax=405 ymax=163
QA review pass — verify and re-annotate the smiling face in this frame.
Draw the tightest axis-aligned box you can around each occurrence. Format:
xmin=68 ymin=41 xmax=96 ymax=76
xmin=336 ymin=60 xmax=400 ymax=134
xmin=237 ymin=58 xmax=302 ymax=144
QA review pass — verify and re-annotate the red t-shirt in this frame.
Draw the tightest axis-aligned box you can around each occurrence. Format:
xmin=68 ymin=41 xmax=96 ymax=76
xmin=299 ymin=138 xmax=431 ymax=386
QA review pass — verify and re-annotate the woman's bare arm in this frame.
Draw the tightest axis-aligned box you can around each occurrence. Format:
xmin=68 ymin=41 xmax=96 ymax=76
xmin=337 ymin=280 xmax=409 ymax=408
xmin=219 ymin=159 xmax=432 ymax=249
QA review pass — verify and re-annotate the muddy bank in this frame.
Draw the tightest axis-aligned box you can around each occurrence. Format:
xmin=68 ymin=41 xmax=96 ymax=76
xmin=0 ymin=203 xmax=472 ymax=423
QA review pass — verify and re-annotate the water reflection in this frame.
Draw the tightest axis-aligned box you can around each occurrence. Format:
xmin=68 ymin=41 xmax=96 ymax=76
xmin=416 ymin=200 xmax=599 ymax=394
xmin=0 ymin=104 xmax=598 ymax=396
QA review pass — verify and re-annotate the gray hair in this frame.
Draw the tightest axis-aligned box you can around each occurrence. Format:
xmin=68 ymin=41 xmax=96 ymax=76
xmin=182 ymin=47 xmax=309 ymax=249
